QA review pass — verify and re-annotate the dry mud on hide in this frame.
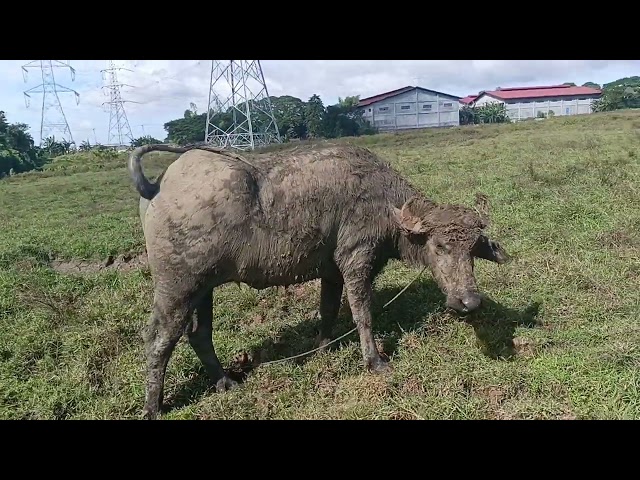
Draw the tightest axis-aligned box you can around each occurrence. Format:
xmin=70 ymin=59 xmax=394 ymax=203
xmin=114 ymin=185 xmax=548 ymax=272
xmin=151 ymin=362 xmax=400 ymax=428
xmin=49 ymin=252 xmax=148 ymax=275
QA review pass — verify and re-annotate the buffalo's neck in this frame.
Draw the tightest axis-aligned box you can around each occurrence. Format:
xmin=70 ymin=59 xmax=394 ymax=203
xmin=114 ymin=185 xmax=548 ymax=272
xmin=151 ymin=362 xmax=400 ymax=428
xmin=396 ymin=234 xmax=429 ymax=268
xmin=386 ymin=183 xmax=434 ymax=269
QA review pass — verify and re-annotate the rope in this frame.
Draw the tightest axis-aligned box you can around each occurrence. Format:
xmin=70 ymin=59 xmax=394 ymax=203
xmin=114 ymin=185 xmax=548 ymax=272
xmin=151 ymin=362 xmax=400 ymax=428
xmin=258 ymin=266 xmax=427 ymax=368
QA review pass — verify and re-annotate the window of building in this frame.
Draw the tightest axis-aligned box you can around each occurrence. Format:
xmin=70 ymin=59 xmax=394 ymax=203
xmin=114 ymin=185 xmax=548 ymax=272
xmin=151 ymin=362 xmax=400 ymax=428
xmin=400 ymin=105 xmax=411 ymax=110
xmin=423 ymin=104 xmax=432 ymax=110
xmin=443 ymin=102 xmax=452 ymax=107
xmin=379 ymin=106 xmax=389 ymax=113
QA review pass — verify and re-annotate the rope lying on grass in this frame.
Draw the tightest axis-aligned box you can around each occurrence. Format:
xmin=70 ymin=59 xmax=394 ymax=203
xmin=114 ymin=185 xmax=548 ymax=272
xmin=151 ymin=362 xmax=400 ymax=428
xmin=258 ymin=266 xmax=427 ymax=367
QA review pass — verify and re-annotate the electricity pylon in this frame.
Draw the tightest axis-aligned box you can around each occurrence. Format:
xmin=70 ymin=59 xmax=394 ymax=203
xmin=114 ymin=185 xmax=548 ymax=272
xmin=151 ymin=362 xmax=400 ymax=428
xmin=204 ymin=60 xmax=281 ymax=151
xmin=22 ymin=60 xmax=80 ymax=146
xmin=101 ymin=60 xmax=136 ymax=147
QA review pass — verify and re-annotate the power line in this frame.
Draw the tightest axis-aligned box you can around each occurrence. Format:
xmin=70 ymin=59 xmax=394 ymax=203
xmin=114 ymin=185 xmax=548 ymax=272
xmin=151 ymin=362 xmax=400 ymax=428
xmin=116 ymin=61 xmax=205 ymax=97
xmin=21 ymin=60 xmax=80 ymax=146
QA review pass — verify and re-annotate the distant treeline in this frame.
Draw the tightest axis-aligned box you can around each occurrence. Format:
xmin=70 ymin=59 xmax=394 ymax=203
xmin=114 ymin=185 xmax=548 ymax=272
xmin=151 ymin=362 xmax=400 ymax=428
xmin=162 ymin=94 xmax=377 ymax=145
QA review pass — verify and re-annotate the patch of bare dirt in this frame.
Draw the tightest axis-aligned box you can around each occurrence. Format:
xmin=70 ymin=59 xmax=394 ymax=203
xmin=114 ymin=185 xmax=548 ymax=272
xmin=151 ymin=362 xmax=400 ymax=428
xmin=401 ymin=376 xmax=426 ymax=395
xmin=597 ymin=230 xmax=638 ymax=250
xmin=476 ymin=386 xmax=510 ymax=419
xmin=512 ymin=335 xmax=555 ymax=358
xmin=512 ymin=337 xmax=536 ymax=357
xmin=49 ymin=252 xmax=148 ymax=275
xmin=484 ymin=387 xmax=506 ymax=407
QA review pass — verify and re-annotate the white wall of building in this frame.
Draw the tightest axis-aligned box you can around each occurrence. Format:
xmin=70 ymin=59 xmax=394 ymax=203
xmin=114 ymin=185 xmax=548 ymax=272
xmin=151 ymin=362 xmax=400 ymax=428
xmin=473 ymin=94 xmax=600 ymax=121
xmin=360 ymin=88 xmax=460 ymax=131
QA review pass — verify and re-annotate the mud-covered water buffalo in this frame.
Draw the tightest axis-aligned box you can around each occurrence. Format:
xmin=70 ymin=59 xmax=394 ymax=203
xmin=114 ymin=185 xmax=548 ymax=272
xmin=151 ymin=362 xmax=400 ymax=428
xmin=128 ymin=142 xmax=510 ymax=419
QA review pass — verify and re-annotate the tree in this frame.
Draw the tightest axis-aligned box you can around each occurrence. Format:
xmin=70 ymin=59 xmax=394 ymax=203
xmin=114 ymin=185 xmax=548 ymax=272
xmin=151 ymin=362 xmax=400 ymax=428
xmin=131 ymin=135 xmax=164 ymax=147
xmin=162 ymin=93 xmax=376 ymax=147
xmin=459 ymin=103 xmax=510 ymax=125
xmin=603 ymin=76 xmax=640 ymax=90
xmin=304 ymin=94 xmax=325 ymax=138
xmin=590 ymin=76 xmax=640 ymax=112
xmin=268 ymin=95 xmax=308 ymax=140
xmin=164 ymin=112 xmax=207 ymax=145
xmin=338 ymin=96 xmax=360 ymax=109
xmin=0 ymin=110 xmax=47 ymax=177
xmin=323 ymin=96 xmax=376 ymax=138
xmin=42 ymin=136 xmax=73 ymax=157
xmin=459 ymin=105 xmax=477 ymax=125
xmin=592 ymin=85 xmax=640 ymax=112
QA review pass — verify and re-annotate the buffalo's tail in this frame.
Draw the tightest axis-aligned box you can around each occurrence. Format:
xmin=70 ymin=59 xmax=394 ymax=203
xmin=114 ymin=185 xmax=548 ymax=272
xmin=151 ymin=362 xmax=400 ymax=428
xmin=127 ymin=144 xmax=190 ymax=200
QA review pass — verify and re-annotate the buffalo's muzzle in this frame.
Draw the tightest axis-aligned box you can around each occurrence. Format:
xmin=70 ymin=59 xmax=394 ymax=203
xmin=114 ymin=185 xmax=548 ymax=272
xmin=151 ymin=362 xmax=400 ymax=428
xmin=461 ymin=292 xmax=482 ymax=312
xmin=447 ymin=292 xmax=482 ymax=314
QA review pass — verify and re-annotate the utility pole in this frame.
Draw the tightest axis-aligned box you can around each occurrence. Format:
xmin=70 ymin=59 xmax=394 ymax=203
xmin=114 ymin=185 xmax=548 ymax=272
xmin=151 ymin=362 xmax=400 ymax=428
xmin=22 ymin=60 xmax=80 ymax=146
xmin=204 ymin=60 xmax=281 ymax=151
xmin=101 ymin=60 xmax=136 ymax=148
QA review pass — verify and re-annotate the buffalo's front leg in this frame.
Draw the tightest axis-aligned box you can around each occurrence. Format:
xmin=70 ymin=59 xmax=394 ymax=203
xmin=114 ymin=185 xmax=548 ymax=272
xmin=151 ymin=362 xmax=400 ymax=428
xmin=188 ymin=289 xmax=238 ymax=393
xmin=315 ymin=278 xmax=344 ymax=352
xmin=343 ymin=275 xmax=390 ymax=373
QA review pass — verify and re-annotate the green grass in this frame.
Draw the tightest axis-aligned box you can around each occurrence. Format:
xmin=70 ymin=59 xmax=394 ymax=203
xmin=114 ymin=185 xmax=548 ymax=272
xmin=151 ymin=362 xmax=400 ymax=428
xmin=2 ymin=110 xmax=640 ymax=419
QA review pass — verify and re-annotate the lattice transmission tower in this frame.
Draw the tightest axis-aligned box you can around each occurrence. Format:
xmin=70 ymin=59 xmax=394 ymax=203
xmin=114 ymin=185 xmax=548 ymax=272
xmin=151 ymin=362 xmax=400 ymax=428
xmin=204 ymin=60 xmax=281 ymax=151
xmin=101 ymin=61 xmax=136 ymax=147
xmin=22 ymin=60 xmax=80 ymax=146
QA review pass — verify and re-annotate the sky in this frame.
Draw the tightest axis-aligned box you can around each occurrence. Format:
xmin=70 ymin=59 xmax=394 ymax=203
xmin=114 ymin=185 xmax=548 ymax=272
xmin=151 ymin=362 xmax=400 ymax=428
xmin=0 ymin=60 xmax=638 ymax=145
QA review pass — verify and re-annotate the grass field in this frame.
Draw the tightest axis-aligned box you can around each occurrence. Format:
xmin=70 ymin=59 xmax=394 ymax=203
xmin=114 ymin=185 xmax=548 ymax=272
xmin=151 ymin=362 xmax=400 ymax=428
xmin=1 ymin=110 xmax=640 ymax=420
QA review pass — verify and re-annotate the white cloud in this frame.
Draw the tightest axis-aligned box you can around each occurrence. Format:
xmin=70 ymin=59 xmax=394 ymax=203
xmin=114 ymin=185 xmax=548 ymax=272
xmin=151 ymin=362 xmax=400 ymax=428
xmin=0 ymin=60 xmax=637 ymax=145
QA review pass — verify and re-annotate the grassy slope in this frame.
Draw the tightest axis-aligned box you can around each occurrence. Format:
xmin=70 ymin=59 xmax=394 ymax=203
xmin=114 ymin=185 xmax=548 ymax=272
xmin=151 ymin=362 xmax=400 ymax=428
xmin=1 ymin=110 xmax=640 ymax=419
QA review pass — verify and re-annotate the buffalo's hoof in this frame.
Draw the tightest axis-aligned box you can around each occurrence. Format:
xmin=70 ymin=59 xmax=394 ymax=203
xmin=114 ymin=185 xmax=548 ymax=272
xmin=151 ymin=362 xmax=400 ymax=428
xmin=215 ymin=376 xmax=239 ymax=393
xmin=314 ymin=334 xmax=331 ymax=353
xmin=140 ymin=408 xmax=159 ymax=420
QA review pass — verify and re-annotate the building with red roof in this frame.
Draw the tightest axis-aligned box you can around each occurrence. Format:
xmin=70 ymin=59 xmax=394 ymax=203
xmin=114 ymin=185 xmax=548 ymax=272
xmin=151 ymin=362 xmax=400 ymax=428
xmin=468 ymin=84 xmax=602 ymax=120
xmin=357 ymin=85 xmax=462 ymax=131
xmin=459 ymin=95 xmax=478 ymax=106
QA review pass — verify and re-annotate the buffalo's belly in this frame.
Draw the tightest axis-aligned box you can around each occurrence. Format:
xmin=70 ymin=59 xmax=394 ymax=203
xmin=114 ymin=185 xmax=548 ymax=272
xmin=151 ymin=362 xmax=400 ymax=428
xmin=228 ymin=242 xmax=337 ymax=289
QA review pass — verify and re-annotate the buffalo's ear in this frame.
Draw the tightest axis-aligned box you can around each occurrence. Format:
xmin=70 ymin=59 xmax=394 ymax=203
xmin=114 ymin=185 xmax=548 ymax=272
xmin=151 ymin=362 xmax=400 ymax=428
xmin=472 ymin=234 xmax=510 ymax=264
xmin=391 ymin=199 xmax=428 ymax=235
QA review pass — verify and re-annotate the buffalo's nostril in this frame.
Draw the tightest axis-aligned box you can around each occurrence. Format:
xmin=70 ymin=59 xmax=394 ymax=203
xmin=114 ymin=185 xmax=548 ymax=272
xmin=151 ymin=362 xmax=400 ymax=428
xmin=461 ymin=294 xmax=481 ymax=311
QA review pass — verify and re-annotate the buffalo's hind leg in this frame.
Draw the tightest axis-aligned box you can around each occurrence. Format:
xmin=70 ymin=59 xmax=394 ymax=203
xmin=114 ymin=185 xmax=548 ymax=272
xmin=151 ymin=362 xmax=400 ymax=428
xmin=141 ymin=294 xmax=191 ymax=420
xmin=315 ymin=278 xmax=344 ymax=352
xmin=188 ymin=288 xmax=237 ymax=393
